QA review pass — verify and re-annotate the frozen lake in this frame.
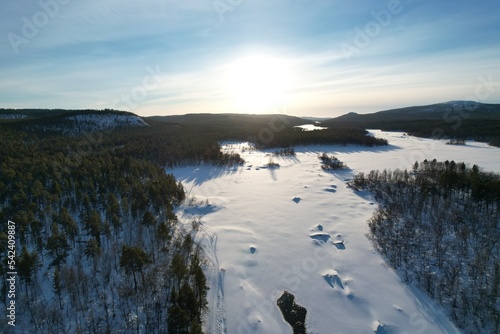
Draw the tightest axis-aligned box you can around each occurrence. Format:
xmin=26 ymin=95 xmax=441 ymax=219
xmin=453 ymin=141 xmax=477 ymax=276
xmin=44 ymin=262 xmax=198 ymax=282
xmin=171 ymin=131 xmax=500 ymax=334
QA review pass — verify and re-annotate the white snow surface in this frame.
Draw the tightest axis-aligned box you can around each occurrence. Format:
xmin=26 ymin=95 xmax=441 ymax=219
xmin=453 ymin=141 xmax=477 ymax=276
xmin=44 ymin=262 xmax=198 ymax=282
xmin=172 ymin=131 xmax=500 ymax=334
xmin=294 ymin=124 xmax=328 ymax=131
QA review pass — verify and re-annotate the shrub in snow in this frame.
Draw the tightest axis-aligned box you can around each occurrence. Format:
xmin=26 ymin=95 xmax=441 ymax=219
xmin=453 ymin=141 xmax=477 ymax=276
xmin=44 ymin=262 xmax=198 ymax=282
xmin=319 ymin=152 xmax=347 ymax=170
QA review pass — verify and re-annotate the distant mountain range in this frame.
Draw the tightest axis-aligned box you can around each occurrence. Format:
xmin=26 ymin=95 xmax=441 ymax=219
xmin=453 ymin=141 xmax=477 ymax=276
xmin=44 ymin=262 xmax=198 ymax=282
xmin=2 ymin=101 xmax=499 ymax=146
xmin=147 ymin=113 xmax=306 ymax=128
xmin=321 ymin=101 xmax=500 ymax=146
xmin=322 ymin=101 xmax=500 ymax=124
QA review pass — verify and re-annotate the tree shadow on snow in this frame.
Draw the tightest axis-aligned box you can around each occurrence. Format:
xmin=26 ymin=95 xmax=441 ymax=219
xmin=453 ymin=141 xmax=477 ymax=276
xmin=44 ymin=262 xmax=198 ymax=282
xmin=322 ymin=167 xmax=356 ymax=182
xmin=293 ymin=143 xmax=401 ymax=155
xmin=175 ymin=165 xmax=239 ymax=186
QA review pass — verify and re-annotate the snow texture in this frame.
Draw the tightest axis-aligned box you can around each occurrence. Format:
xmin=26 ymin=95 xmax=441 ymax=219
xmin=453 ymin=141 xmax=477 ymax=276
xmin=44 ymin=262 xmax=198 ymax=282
xmin=66 ymin=113 xmax=149 ymax=130
xmin=27 ymin=113 xmax=149 ymax=135
xmin=172 ymin=131 xmax=500 ymax=334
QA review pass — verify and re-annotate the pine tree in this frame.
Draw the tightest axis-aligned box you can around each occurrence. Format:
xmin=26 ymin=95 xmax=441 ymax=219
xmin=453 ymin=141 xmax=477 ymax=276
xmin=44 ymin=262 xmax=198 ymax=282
xmin=84 ymin=210 xmax=101 ymax=246
xmin=178 ymin=281 xmax=198 ymax=319
xmin=59 ymin=208 xmax=78 ymax=245
xmin=18 ymin=245 xmax=38 ymax=294
xmin=190 ymin=253 xmax=208 ymax=314
xmin=119 ymin=245 xmax=152 ymax=291
xmin=142 ymin=211 xmax=156 ymax=227
xmin=167 ymin=305 xmax=190 ymax=334
xmin=84 ymin=238 xmax=101 ymax=271
xmin=169 ymin=253 xmax=187 ymax=289
xmin=53 ymin=268 xmax=63 ymax=309
xmin=46 ymin=223 xmax=70 ymax=268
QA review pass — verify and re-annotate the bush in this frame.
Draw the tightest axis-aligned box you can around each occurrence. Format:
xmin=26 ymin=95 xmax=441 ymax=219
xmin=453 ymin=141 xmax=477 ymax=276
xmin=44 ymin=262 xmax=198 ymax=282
xmin=319 ymin=153 xmax=347 ymax=170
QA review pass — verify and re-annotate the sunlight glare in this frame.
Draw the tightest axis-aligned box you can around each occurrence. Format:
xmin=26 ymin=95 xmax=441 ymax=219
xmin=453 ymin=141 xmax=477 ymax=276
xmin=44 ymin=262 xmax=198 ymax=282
xmin=225 ymin=55 xmax=292 ymax=113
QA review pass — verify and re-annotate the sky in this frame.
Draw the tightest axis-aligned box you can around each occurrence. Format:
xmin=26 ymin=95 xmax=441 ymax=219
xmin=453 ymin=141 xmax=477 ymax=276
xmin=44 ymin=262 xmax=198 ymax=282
xmin=0 ymin=0 xmax=499 ymax=117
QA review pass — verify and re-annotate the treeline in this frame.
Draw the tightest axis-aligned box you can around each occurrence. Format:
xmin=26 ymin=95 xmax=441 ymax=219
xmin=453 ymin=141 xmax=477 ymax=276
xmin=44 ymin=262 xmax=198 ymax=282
xmin=108 ymin=123 xmax=245 ymax=168
xmin=331 ymin=118 xmax=500 ymax=147
xmin=2 ymin=112 xmax=389 ymax=166
xmin=255 ymin=127 xmax=388 ymax=149
xmin=107 ymin=120 xmax=386 ymax=167
xmin=378 ymin=119 xmax=500 ymax=147
xmin=148 ymin=114 xmax=388 ymax=150
xmin=320 ymin=101 xmax=500 ymax=147
xmin=351 ymin=160 xmax=500 ymax=333
xmin=0 ymin=124 xmax=213 ymax=333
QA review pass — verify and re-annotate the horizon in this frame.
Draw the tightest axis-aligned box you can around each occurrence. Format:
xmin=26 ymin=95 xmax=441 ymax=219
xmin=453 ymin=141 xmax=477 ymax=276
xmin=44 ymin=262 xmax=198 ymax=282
xmin=1 ymin=1 xmax=500 ymax=117
xmin=0 ymin=99 xmax=495 ymax=119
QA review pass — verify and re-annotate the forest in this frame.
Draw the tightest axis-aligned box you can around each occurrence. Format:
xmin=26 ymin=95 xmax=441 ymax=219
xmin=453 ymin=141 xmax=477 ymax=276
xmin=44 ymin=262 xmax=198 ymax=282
xmin=147 ymin=113 xmax=388 ymax=150
xmin=321 ymin=101 xmax=500 ymax=147
xmin=350 ymin=160 xmax=500 ymax=333
xmin=0 ymin=124 xmax=211 ymax=333
xmin=0 ymin=109 xmax=386 ymax=333
xmin=354 ymin=118 xmax=500 ymax=147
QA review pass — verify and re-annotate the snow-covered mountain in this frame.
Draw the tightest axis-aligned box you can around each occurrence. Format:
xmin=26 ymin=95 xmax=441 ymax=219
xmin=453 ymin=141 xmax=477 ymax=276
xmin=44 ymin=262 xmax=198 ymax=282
xmin=65 ymin=113 xmax=149 ymax=131
xmin=1 ymin=109 xmax=150 ymax=135
xmin=324 ymin=101 xmax=500 ymax=124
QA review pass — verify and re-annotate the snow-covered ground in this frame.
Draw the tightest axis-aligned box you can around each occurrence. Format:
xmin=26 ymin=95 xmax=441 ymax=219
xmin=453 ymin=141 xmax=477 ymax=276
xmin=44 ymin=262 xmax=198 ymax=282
xmin=294 ymin=124 xmax=328 ymax=131
xmin=171 ymin=131 xmax=500 ymax=334
xmin=66 ymin=113 xmax=149 ymax=129
xmin=25 ymin=113 xmax=149 ymax=135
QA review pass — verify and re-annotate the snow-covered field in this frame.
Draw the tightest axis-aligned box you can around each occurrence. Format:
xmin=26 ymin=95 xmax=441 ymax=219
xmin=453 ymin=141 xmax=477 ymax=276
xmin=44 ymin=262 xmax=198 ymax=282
xmin=171 ymin=131 xmax=500 ymax=334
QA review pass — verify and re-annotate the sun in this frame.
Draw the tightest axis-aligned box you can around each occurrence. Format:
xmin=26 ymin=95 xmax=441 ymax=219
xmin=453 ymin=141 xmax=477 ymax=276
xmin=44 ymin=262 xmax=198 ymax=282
xmin=225 ymin=55 xmax=292 ymax=113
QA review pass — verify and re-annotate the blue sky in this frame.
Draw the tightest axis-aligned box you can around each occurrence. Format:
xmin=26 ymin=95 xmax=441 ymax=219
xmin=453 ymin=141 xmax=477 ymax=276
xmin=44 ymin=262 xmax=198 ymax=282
xmin=1 ymin=0 xmax=499 ymax=117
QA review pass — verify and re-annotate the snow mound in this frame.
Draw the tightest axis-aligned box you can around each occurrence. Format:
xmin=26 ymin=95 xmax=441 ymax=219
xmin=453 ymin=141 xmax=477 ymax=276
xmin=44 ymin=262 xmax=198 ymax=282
xmin=324 ymin=186 xmax=337 ymax=193
xmin=374 ymin=322 xmax=400 ymax=334
xmin=333 ymin=240 xmax=346 ymax=250
xmin=309 ymin=232 xmax=331 ymax=242
xmin=247 ymin=311 xmax=263 ymax=329
xmin=310 ymin=224 xmax=323 ymax=232
xmin=322 ymin=269 xmax=344 ymax=289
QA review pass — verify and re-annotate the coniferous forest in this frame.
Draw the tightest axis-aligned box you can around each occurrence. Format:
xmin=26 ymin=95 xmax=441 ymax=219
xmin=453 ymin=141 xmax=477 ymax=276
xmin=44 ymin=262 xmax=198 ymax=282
xmin=0 ymin=125 xmax=208 ymax=333
xmin=0 ymin=110 xmax=386 ymax=333
xmin=351 ymin=160 xmax=500 ymax=333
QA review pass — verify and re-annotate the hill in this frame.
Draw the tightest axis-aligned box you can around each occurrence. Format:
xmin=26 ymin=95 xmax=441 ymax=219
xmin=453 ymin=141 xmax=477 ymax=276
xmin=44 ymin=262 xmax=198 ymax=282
xmin=148 ymin=113 xmax=307 ymax=126
xmin=321 ymin=101 xmax=500 ymax=146
xmin=0 ymin=108 xmax=149 ymax=135
xmin=326 ymin=101 xmax=500 ymax=123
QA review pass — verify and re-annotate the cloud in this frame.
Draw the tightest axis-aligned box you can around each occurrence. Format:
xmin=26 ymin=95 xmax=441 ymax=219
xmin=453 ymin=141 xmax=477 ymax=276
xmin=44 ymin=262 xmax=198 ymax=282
xmin=0 ymin=0 xmax=499 ymax=115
